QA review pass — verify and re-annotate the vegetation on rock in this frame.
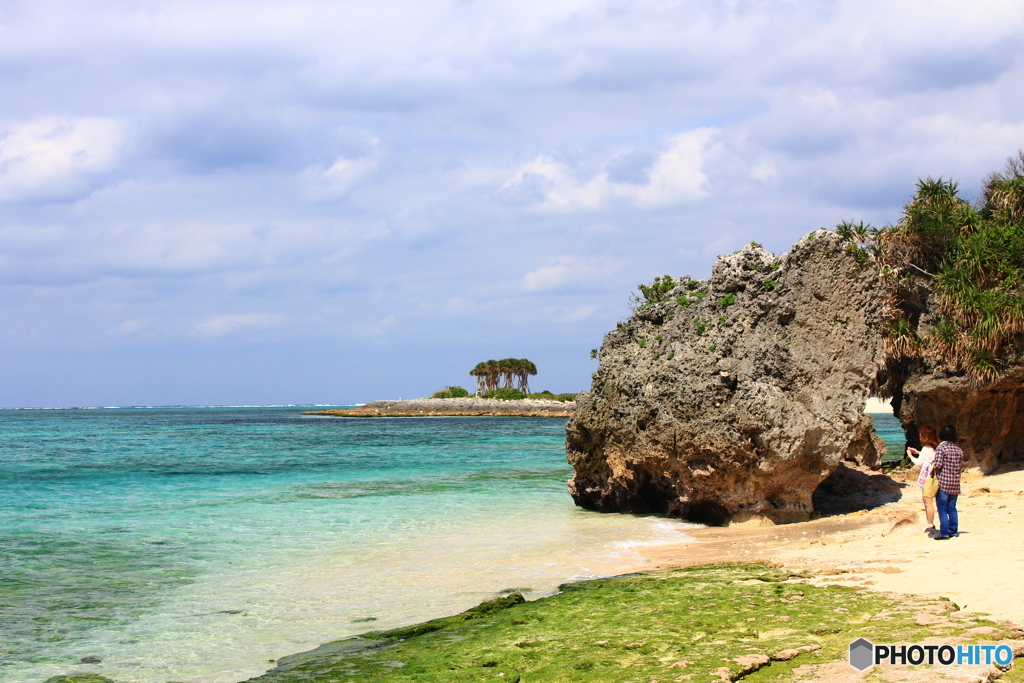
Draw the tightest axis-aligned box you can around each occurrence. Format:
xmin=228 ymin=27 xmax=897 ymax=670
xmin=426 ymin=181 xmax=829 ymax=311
xmin=837 ymin=152 xmax=1024 ymax=388
xmin=632 ymin=274 xmax=678 ymax=309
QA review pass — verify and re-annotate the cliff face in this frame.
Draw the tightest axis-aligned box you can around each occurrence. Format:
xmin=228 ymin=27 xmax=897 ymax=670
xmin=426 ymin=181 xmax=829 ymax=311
xmin=566 ymin=231 xmax=887 ymax=525
xmin=895 ymin=357 xmax=1024 ymax=474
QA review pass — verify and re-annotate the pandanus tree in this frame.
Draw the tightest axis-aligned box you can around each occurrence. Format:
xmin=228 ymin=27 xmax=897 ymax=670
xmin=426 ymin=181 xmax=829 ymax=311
xmin=468 ymin=358 xmax=538 ymax=395
xmin=470 ymin=361 xmax=498 ymax=395
xmin=516 ymin=359 xmax=537 ymax=394
xmin=836 ymin=151 xmax=1024 ymax=389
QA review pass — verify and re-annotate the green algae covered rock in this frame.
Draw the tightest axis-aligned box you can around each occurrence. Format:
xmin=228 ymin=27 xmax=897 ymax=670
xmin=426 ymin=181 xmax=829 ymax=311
xmin=43 ymin=675 xmax=117 ymax=683
xmin=242 ymin=563 xmax=1018 ymax=683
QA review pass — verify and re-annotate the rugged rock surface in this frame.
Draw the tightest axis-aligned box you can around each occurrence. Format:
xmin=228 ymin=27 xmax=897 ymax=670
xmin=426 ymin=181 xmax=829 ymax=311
xmin=566 ymin=231 xmax=888 ymax=525
xmin=896 ymin=366 xmax=1024 ymax=474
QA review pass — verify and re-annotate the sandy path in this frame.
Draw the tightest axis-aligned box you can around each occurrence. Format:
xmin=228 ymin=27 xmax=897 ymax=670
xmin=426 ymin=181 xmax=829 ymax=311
xmin=637 ymin=464 xmax=1024 ymax=629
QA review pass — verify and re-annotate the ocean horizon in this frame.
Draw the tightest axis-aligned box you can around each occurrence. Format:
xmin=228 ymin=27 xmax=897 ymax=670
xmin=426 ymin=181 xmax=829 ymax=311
xmin=0 ymin=406 xmax=905 ymax=683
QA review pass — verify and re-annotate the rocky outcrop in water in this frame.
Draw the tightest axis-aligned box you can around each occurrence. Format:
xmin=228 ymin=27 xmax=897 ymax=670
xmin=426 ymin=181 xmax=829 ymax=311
xmin=566 ymin=231 xmax=888 ymax=525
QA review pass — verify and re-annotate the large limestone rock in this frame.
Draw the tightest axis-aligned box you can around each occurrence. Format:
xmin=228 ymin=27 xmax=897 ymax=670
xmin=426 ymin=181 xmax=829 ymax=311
xmin=566 ymin=231 xmax=887 ymax=525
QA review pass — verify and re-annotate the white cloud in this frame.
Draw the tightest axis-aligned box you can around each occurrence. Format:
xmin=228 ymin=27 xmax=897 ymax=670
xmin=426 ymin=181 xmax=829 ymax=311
xmin=116 ymin=319 xmax=149 ymax=335
xmin=563 ymin=304 xmax=598 ymax=321
xmin=191 ymin=313 xmax=286 ymax=337
xmin=302 ymin=143 xmax=382 ymax=200
xmin=522 ymin=260 xmax=575 ymax=291
xmin=0 ymin=118 xmax=123 ymax=202
xmin=521 ymin=257 xmax=619 ymax=293
xmin=500 ymin=128 xmax=715 ymax=212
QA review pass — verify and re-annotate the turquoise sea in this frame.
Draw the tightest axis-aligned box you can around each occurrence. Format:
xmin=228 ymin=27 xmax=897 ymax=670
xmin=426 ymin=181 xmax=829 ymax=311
xmin=0 ymin=407 xmax=905 ymax=683
xmin=872 ymin=411 xmax=906 ymax=462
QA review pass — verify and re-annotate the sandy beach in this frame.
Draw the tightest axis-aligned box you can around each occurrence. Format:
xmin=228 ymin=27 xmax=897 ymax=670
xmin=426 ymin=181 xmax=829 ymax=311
xmin=637 ymin=464 xmax=1024 ymax=627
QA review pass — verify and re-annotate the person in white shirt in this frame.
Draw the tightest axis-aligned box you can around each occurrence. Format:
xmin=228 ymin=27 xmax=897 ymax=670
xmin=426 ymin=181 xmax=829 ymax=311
xmin=906 ymin=424 xmax=939 ymax=532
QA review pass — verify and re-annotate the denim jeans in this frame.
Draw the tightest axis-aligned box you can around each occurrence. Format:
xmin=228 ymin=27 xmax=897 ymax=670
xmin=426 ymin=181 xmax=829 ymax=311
xmin=936 ymin=490 xmax=959 ymax=538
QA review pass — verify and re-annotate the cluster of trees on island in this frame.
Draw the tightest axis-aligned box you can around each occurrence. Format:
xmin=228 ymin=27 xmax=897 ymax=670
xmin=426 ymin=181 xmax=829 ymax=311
xmin=469 ymin=358 xmax=537 ymax=395
xmin=430 ymin=358 xmax=577 ymax=401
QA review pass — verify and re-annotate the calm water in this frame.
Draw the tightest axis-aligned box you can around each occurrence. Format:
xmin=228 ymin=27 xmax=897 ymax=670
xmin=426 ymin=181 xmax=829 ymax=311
xmin=870 ymin=412 xmax=906 ymax=461
xmin=0 ymin=408 xmax=699 ymax=683
xmin=0 ymin=407 xmax=907 ymax=683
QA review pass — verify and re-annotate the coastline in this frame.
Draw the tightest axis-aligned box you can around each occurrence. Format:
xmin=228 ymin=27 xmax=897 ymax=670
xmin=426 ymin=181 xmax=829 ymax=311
xmin=242 ymin=463 xmax=1024 ymax=683
xmin=305 ymin=397 xmax=575 ymax=417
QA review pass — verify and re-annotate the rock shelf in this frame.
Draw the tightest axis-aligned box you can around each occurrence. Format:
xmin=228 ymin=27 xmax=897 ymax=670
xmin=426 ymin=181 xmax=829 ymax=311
xmin=306 ymin=397 xmax=575 ymax=418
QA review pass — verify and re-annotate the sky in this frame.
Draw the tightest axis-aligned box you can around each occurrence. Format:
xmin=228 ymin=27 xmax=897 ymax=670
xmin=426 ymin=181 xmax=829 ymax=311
xmin=2 ymin=0 xmax=1024 ymax=408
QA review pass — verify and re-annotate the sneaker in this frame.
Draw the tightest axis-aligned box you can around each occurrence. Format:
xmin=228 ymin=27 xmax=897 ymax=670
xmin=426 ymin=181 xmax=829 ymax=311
xmin=935 ymin=536 xmax=951 ymax=541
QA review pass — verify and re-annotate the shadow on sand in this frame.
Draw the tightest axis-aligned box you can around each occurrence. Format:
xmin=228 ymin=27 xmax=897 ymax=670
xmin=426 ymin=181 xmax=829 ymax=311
xmin=812 ymin=462 xmax=907 ymax=516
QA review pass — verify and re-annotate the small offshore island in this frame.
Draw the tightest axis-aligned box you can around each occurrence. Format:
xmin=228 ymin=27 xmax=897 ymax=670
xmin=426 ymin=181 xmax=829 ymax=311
xmin=305 ymin=397 xmax=576 ymax=418
xmin=307 ymin=359 xmax=578 ymax=417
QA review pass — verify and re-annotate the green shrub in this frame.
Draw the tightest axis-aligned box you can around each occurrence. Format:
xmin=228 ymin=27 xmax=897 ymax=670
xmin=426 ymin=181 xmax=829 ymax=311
xmin=719 ymin=293 xmax=736 ymax=309
xmin=637 ymin=339 xmax=647 ymax=348
xmin=525 ymin=391 xmax=579 ymax=402
xmin=431 ymin=386 xmax=471 ymax=399
xmin=762 ymin=278 xmax=776 ymax=291
xmin=482 ymin=388 xmax=526 ymax=400
xmin=694 ymin=321 xmax=712 ymax=336
xmin=632 ymin=275 xmax=677 ymax=309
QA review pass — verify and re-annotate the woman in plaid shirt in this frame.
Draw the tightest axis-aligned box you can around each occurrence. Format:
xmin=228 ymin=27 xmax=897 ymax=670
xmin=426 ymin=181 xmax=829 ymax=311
xmin=932 ymin=425 xmax=964 ymax=540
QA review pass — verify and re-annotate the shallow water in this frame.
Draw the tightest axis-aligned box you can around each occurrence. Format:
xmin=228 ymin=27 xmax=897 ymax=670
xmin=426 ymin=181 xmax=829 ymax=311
xmin=1 ymin=407 xmax=907 ymax=683
xmin=869 ymin=412 xmax=906 ymax=461
xmin=0 ymin=408 xmax=696 ymax=683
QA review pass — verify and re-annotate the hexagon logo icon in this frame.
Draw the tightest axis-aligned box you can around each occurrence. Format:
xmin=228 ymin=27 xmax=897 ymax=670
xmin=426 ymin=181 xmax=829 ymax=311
xmin=849 ymin=638 xmax=874 ymax=671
